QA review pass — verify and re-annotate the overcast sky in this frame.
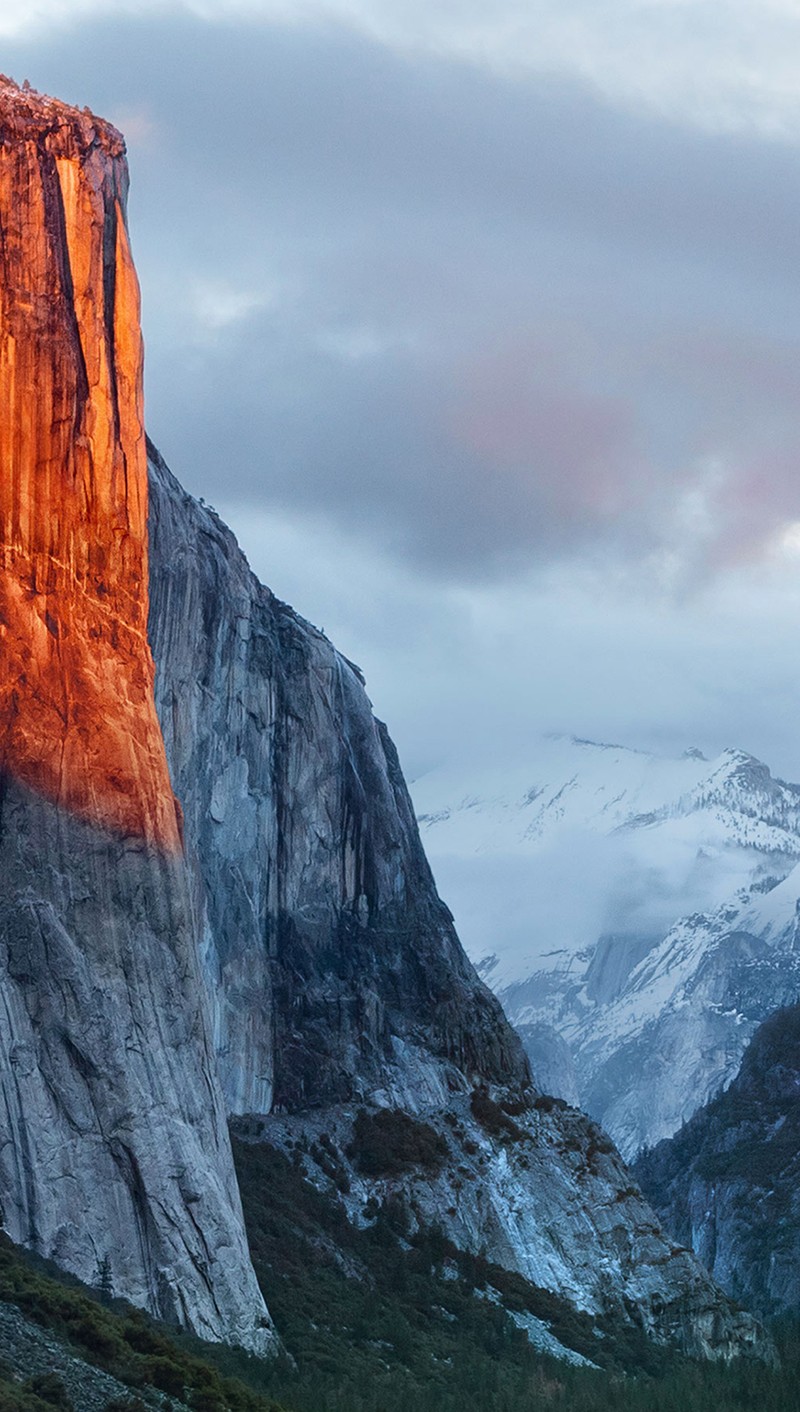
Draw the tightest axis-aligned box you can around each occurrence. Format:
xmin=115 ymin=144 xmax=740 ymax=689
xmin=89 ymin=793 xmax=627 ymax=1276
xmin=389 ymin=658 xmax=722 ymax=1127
xmin=7 ymin=0 xmax=800 ymax=782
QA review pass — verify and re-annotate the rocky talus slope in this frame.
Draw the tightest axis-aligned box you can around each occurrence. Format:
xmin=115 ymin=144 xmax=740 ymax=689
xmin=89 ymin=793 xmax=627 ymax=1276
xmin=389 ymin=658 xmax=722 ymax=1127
xmin=636 ymin=1003 xmax=800 ymax=1318
xmin=0 ymin=77 xmax=272 ymax=1353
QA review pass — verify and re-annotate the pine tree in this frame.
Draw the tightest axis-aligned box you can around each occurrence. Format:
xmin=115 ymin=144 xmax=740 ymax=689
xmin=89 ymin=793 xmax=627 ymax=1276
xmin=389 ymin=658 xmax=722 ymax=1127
xmin=95 ymin=1252 xmax=113 ymax=1300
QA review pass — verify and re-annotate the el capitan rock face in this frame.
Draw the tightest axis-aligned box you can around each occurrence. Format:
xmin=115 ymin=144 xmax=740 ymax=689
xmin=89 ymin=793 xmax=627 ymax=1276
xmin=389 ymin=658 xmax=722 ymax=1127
xmin=0 ymin=78 xmax=273 ymax=1352
xmin=0 ymin=77 xmax=770 ymax=1367
xmin=0 ymin=77 xmax=179 ymax=848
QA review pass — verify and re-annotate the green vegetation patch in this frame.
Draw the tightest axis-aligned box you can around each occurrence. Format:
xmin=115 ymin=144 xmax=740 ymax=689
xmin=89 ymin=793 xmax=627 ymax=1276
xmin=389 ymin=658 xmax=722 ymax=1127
xmin=0 ymin=1131 xmax=799 ymax=1412
xmin=346 ymin=1107 xmax=449 ymax=1177
xmin=0 ymin=1234 xmax=286 ymax=1412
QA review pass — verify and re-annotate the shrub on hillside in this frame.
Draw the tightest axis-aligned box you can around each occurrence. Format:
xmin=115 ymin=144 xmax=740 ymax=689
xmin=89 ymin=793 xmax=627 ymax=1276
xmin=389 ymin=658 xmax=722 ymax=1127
xmin=348 ymin=1108 xmax=448 ymax=1177
xmin=469 ymin=1090 xmax=524 ymax=1143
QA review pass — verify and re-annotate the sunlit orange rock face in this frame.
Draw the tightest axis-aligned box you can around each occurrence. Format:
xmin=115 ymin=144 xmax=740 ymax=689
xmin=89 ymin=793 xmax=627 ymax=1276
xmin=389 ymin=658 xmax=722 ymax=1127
xmin=0 ymin=77 xmax=181 ymax=848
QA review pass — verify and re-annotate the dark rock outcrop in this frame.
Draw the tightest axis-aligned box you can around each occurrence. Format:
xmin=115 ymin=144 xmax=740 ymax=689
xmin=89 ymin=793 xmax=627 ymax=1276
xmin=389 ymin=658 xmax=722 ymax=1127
xmin=636 ymin=1003 xmax=800 ymax=1318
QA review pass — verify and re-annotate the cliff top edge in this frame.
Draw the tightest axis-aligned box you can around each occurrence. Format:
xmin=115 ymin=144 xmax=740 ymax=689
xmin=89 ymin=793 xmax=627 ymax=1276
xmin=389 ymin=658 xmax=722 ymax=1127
xmin=0 ymin=74 xmax=125 ymax=156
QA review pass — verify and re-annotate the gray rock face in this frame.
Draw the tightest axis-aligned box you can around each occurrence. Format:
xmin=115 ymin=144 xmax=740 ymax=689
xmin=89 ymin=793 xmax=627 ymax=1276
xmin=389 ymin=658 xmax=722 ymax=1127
xmin=0 ymin=776 xmax=275 ymax=1353
xmin=577 ymin=922 xmax=800 ymax=1161
xmin=147 ymin=445 xmax=768 ymax=1362
xmin=147 ymin=444 xmax=527 ymax=1118
xmin=515 ymin=1020 xmax=580 ymax=1107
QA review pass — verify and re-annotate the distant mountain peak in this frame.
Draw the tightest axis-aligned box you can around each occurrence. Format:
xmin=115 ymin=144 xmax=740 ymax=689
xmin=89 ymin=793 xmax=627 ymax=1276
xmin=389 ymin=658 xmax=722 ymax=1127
xmin=413 ymin=735 xmax=800 ymax=1159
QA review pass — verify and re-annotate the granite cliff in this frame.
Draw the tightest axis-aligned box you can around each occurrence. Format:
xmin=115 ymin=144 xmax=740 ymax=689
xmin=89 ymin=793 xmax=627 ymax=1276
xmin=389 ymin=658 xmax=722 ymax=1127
xmin=0 ymin=76 xmax=273 ymax=1353
xmin=147 ymin=445 xmax=526 ymax=1119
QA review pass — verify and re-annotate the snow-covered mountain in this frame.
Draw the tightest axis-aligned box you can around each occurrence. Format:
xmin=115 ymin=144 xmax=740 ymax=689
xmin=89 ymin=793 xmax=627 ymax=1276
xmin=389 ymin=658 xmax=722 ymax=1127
xmin=414 ymin=737 xmax=800 ymax=1159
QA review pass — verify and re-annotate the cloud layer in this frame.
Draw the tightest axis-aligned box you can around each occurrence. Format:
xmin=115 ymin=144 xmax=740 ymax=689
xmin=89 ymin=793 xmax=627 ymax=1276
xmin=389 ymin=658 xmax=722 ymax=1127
xmin=7 ymin=0 xmax=800 ymax=137
xmin=13 ymin=16 xmax=800 ymax=583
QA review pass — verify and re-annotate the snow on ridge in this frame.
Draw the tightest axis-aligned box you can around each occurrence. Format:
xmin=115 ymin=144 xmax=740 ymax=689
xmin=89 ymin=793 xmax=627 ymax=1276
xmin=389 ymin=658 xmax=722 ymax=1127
xmin=415 ymin=738 xmax=800 ymax=862
xmin=412 ymin=735 xmax=800 ymax=1157
xmin=413 ymin=737 xmax=800 ymax=990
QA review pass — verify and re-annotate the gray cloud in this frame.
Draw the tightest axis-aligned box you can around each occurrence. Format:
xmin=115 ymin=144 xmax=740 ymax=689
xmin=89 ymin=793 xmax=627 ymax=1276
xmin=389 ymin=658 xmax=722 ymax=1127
xmin=7 ymin=0 xmax=800 ymax=141
xmin=9 ymin=15 xmax=800 ymax=586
